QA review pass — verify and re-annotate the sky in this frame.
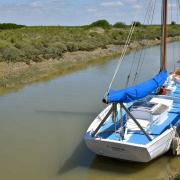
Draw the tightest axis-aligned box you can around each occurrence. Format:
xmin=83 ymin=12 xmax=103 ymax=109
xmin=0 ymin=0 xmax=179 ymax=26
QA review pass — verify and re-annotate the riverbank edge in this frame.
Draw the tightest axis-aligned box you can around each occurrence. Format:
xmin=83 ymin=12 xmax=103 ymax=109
xmin=0 ymin=36 xmax=180 ymax=94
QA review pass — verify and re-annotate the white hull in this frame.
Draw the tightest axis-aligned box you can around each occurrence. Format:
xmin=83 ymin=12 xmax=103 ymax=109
xmin=85 ymin=128 xmax=175 ymax=162
xmin=84 ymin=93 xmax=179 ymax=162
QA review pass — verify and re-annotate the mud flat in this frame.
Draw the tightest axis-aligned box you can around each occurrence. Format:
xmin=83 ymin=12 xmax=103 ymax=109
xmin=0 ymin=36 xmax=179 ymax=93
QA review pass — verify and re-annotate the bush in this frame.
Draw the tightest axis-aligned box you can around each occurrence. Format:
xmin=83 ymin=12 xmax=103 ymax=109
xmin=78 ymin=42 xmax=96 ymax=51
xmin=171 ymin=21 xmax=176 ymax=25
xmin=47 ymin=45 xmax=63 ymax=57
xmin=23 ymin=45 xmax=41 ymax=62
xmin=31 ymin=40 xmax=44 ymax=49
xmin=113 ymin=22 xmax=127 ymax=28
xmin=66 ymin=42 xmax=79 ymax=52
xmin=0 ymin=40 xmax=11 ymax=49
xmin=1 ymin=47 xmax=23 ymax=62
xmin=10 ymin=37 xmax=15 ymax=43
xmin=53 ymin=42 xmax=67 ymax=52
xmin=132 ymin=21 xmax=142 ymax=27
xmin=14 ymin=42 xmax=23 ymax=49
xmin=90 ymin=20 xmax=112 ymax=29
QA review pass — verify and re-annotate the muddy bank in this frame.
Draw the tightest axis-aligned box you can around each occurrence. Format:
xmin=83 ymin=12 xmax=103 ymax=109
xmin=0 ymin=36 xmax=180 ymax=93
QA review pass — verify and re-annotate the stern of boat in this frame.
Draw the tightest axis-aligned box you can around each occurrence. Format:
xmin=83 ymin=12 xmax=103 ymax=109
xmin=85 ymin=133 xmax=152 ymax=162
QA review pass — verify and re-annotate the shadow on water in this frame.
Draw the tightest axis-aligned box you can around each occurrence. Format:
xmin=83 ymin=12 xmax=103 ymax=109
xmin=89 ymin=152 xmax=180 ymax=178
xmin=57 ymin=139 xmax=150 ymax=176
xmin=57 ymin=138 xmax=180 ymax=178
xmin=58 ymin=140 xmax=95 ymax=175
xmin=90 ymin=156 xmax=148 ymax=174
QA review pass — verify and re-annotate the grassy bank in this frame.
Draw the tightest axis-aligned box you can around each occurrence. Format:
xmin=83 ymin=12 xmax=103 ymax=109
xmin=0 ymin=22 xmax=180 ymax=92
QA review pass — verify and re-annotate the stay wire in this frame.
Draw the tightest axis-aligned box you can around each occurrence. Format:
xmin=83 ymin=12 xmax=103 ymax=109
xmin=133 ymin=0 xmax=157 ymax=84
xmin=105 ymin=1 xmax=157 ymax=95
xmin=126 ymin=0 xmax=155 ymax=87
xmin=106 ymin=19 xmax=137 ymax=95
xmin=134 ymin=0 xmax=156 ymax=84
xmin=139 ymin=0 xmax=157 ymax=77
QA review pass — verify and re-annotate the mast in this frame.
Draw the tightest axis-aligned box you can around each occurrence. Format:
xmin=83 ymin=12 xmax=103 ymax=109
xmin=161 ymin=0 xmax=168 ymax=71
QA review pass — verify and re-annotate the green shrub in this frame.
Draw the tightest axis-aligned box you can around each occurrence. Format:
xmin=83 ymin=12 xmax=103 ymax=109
xmin=1 ymin=47 xmax=23 ymax=62
xmin=23 ymin=45 xmax=41 ymax=62
xmin=78 ymin=42 xmax=96 ymax=51
xmin=113 ymin=22 xmax=127 ymax=28
xmin=90 ymin=20 xmax=112 ymax=29
xmin=89 ymin=32 xmax=99 ymax=37
xmin=171 ymin=21 xmax=176 ymax=25
xmin=132 ymin=21 xmax=143 ymax=27
xmin=31 ymin=39 xmax=48 ymax=49
xmin=14 ymin=42 xmax=23 ymax=49
xmin=0 ymin=40 xmax=11 ymax=49
xmin=10 ymin=37 xmax=15 ymax=43
xmin=46 ymin=45 xmax=62 ymax=57
xmin=53 ymin=42 xmax=67 ymax=52
xmin=66 ymin=42 xmax=79 ymax=52
xmin=31 ymin=40 xmax=43 ymax=49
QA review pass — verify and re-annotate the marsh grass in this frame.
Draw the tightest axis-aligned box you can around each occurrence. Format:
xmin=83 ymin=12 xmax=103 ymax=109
xmin=0 ymin=22 xmax=179 ymax=93
xmin=0 ymin=24 xmax=179 ymax=63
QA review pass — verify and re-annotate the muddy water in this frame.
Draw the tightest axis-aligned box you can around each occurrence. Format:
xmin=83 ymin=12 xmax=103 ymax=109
xmin=0 ymin=42 xmax=179 ymax=180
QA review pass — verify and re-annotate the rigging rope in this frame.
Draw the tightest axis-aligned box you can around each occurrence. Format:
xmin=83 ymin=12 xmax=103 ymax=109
xmin=106 ymin=0 xmax=154 ymax=96
xmin=126 ymin=0 xmax=156 ymax=87
xmin=133 ymin=0 xmax=157 ymax=85
xmin=125 ymin=52 xmax=136 ymax=87
xmin=106 ymin=21 xmax=137 ymax=94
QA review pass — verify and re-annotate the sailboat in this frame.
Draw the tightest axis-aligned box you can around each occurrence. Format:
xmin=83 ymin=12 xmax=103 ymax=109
xmin=84 ymin=0 xmax=180 ymax=162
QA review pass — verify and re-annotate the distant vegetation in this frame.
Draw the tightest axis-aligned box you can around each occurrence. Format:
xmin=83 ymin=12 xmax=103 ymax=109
xmin=132 ymin=21 xmax=143 ymax=27
xmin=0 ymin=20 xmax=179 ymax=63
xmin=171 ymin=21 xmax=176 ymax=25
xmin=89 ymin=20 xmax=112 ymax=29
xmin=113 ymin=22 xmax=127 ymax=28
xmin=0 ymin=23 xmax=25 ymax=30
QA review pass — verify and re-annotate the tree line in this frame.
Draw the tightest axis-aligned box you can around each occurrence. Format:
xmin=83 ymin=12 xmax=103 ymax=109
xmin=0 ymin=23 xmax=25 ymax=30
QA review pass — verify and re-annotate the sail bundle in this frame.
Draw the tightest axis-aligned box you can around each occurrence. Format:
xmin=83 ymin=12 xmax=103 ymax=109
xmin=107 ymin=70 xmax=168 ymax=103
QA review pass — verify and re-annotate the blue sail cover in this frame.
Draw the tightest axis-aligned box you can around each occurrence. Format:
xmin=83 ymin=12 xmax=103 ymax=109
xmin=107 ymin=70 xmax=168 ymax=103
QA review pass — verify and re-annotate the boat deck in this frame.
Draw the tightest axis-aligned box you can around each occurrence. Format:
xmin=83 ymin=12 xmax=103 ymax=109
xmin=96 ymin=83 xmax=180 ymax=145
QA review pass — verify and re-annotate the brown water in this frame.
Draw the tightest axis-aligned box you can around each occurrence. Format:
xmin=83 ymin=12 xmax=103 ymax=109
xmin=0 ymin=42 xmax=179 ymax=180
